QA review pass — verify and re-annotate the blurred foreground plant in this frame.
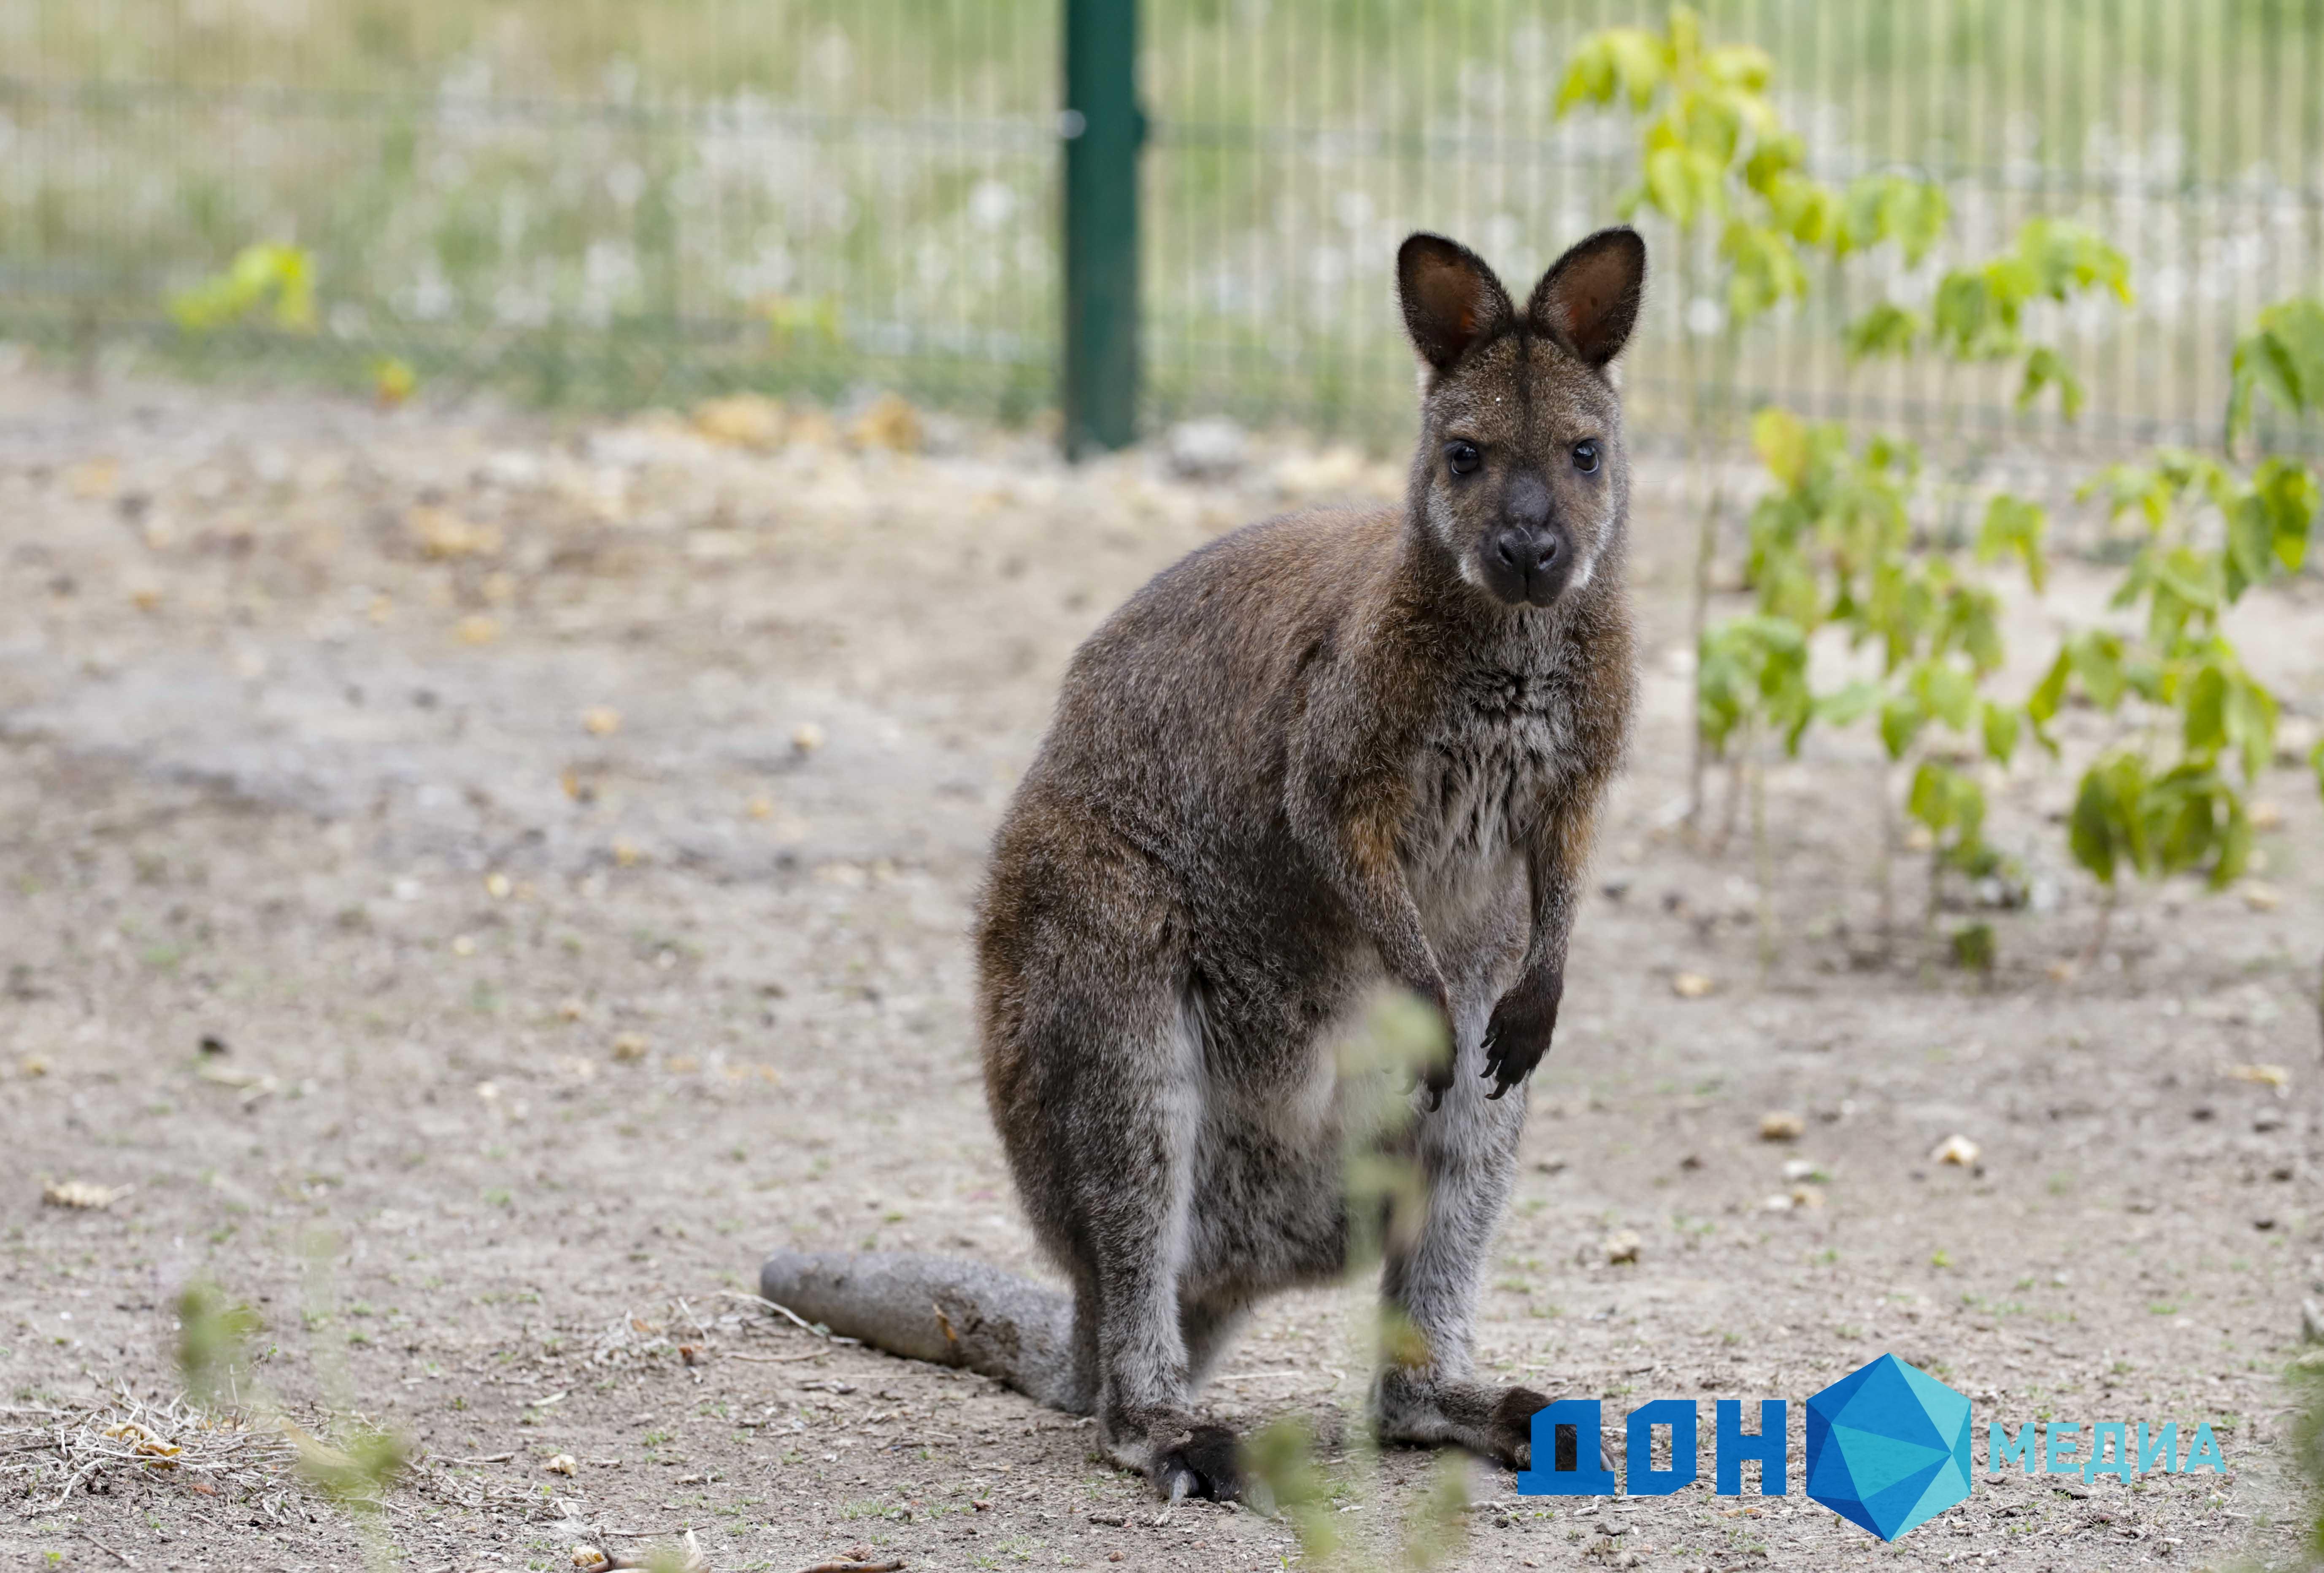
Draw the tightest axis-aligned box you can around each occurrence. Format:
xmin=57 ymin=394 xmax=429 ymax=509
xmin=1244 ymin=993 xmax=1471 ymax=1570
xmin=173 ymin=1240 xmax=410 ymax=1568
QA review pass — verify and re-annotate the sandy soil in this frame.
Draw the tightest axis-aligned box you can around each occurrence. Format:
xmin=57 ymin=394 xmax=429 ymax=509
xmin=2 ymin=365 xmax=2320 ymax=1572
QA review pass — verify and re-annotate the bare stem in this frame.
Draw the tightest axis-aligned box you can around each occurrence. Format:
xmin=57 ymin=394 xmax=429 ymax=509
xmin=2081 ymin=882 xmax=2120 ymax=969
xmin=1874 ymin=759 xmax=1895 ymax=951
xmin=1751 ymin=718 xmax=1775 ymax=975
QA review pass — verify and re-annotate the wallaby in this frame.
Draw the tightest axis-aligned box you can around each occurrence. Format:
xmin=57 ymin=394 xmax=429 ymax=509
xmin=765 ymin=227 xmax=1643 ymax=1502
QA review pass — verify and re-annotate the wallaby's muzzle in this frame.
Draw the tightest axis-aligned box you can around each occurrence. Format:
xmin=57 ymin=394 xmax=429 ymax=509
xmin=1482 ymin=519 xmax=1575 ymax=607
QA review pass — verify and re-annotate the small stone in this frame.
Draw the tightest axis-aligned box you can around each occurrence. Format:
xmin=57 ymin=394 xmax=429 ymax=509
xmin=544 ymin=1453 xmax=578 ymax=1476
xmin=1671 ymin=972 xmax=1716 ymax=999
xmin=792 ymin=721 xmax=827 ymax=755
xmin=611 ymin=1033 xmax=649 ymax=1063
xmin=1602 ymin=1230 xmax=1641 ymax=1265
xmin=1930 ymin=1134 xmax=1981 ymax=1167
xmin=484 ymin=872 xmax=512 ymax=900
xmin=581 ymin=705 xmax=622 ymax=737
xmin=1759 ymin=1111 xmax=1805 ymax=1142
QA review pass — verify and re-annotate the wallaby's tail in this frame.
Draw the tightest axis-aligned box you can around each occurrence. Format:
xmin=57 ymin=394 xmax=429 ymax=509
xmin=759 ymin=1250 xmax=1090 ymax=1415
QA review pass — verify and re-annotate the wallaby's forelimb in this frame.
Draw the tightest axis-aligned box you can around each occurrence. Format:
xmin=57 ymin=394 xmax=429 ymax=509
xmin=759 ymin=1250 xmax=1090 ymax=1414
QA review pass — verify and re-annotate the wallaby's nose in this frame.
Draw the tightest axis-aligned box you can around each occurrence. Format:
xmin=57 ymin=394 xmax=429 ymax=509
xmin=1492 ymin=527 xmax=1565 ymax=573
xmin=1489 ymin=522 xmax=1574 ymax=605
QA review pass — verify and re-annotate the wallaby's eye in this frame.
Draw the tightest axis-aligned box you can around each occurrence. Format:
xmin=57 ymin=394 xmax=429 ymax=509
xmin=1573 ymin=440 xmax=1602 ymax=474
xmin=1445 ymin=441 xmax=1482 ymax=477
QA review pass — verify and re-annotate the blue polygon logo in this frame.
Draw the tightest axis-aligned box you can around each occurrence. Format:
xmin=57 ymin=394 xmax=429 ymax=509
xmin=1804 ymin=1354 xmax=1973 ymax=1541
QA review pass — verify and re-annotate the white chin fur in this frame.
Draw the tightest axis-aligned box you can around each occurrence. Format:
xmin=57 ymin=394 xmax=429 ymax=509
xmin=1568 ymin=553 xmax=1595 ymax=593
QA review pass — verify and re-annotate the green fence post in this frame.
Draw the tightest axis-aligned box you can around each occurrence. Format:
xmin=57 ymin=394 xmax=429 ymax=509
xmin=1062 ymin=0 xmax=1143 ymax=458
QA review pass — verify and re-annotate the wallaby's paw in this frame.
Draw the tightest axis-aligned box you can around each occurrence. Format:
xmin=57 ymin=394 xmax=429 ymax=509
xmin=1488 ymin=1385 xmax=1615 ymax=1475
xmin=1151 ymin=1422 xmax=1243 ymax=1503
xmin=1481 ymin=973 xmax=1560 ymax=1098
xmin=1487 ymin=1385 xmax=1557 ymax=1470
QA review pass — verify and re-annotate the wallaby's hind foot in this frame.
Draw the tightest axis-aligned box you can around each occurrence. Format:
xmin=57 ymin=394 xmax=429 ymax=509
xmin=1374 ymin=1368 xmax=1562 ymax=1470
xmin=1104 ymin=1407 xmax=1244 ymax=1503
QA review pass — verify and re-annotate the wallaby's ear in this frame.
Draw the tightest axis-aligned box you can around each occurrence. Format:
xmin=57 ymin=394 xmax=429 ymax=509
xmin=1397 ymin=233 xmax=1515 ymax=373
xmin=1528 ymin=227 xmax=1647 ymax=368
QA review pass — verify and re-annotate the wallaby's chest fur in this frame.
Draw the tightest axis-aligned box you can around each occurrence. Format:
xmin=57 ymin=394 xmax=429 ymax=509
xmin=1003 ymin=506 xmax=1627 ymax=1054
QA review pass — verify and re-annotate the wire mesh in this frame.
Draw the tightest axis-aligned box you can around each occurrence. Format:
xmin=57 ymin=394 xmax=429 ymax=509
xmin=2 ymin=2 xmax=2318 ymax=456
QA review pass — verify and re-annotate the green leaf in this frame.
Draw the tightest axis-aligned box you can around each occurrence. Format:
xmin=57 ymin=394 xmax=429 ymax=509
xmin=1878 ymin=690 xmax=1925 ymax=759
xmin=1843 ymin=303 xmax=1922 ymax=360
xmin=169 ymin=242 xmax=318 ymax=335
xmin=1932 ymin=269 xmax=2009 ymax=359
xmin=1721 ymin=220 xmax=1805 ymax=321
xmin=1975 ymin=494 xmax=2048 ymax=592
xmin=1764 ymin=172 xmax=1839 ymax=247
xmin=1907 ymin=761 xmax=1986 ymax=848
xmin=1743 ymin=130 xmax=1805 ymax=195
xmin=1643 ymin=146 xmax=1701 ymax=228
xmin=2069 ymin=760 xmax=2129 ymax=884
xmin=2066 ymin=630 xmax=2126 ymax=710
xmin=2225 ymin=492 xmax=2274 ymax=599
xmin=2227 ymin=298 xmax=2324 ymax=438
xmin=1751 ymin=406 xmax=1810 ymax=489
xmin=1704 ymin=42 xmax=1774 ymax=92
xmin=1980 ymin=701 xmax=2021 ymax=764
xmin=2223 ymin=670 xmax=2278 ymax=784
xmin=2255 ymin=457 xmax=2319 ymax=572
xmin=2017 ymin=346 xmax=2085 ymax=421
xmin=2026 ymin=647 xmax=2071 ymax=725
xmin=1913 ymin=661 xmax=1976 ymax=728
xmin=2016 ymin=218 xmax=2133 ymax=305
xmin=2182 ymin=664 xmax=2228 ymax=757
xmin=1835 ymin=174 xmax=1948 ymax=265
xmin=1816 ymin=680 xmax=1880 ymax=727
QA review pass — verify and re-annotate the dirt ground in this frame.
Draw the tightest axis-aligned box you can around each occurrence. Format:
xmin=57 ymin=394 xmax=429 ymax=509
xmin=3 ymin=360 xmax=2321 ymax=1572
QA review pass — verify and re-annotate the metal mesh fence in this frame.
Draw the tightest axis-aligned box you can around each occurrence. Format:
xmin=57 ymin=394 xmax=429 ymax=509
xmin=3 ymin=1 xmax=2319 ymax=455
